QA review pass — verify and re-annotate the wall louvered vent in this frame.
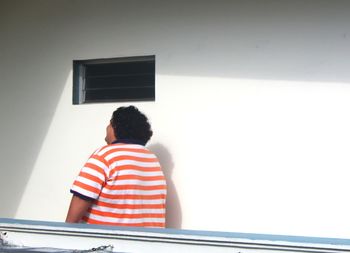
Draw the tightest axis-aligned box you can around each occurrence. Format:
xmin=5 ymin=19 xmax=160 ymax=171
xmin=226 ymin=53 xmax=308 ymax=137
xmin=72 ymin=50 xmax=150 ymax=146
xmin=73 ymin=55 xmax=155 ymax=104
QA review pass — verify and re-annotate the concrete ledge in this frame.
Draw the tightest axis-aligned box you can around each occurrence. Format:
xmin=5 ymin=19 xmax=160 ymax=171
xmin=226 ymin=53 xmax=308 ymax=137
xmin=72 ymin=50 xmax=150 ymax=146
xmin=1 ymin=218 xmax=350 ymax=253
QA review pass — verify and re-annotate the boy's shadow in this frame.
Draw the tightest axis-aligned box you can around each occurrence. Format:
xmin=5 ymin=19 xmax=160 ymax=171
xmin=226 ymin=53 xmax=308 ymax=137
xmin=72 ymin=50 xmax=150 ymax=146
xmin=148 ymin=143 xmax=182 ymax=229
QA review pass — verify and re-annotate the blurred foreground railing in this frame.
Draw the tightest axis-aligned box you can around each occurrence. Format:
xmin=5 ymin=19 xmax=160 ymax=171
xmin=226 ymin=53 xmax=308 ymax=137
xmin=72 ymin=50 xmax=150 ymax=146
xmin=1 ymin=218 xmax=350 ymax=253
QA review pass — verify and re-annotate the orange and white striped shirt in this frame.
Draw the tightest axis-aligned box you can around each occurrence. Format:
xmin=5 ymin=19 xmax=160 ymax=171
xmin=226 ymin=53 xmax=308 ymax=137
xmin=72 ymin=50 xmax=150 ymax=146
xmin=71 ymin=141 xmax=166 ymax=228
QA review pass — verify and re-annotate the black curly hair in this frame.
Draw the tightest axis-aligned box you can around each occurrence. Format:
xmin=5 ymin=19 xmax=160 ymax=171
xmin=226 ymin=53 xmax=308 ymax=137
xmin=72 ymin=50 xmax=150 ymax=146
xmin=111 ymin=106 xmax=153 ymax=145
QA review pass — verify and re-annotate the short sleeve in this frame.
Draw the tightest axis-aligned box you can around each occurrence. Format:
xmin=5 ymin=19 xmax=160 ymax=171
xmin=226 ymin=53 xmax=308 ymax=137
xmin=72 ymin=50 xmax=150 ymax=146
xmin=70 ymin=152 xmax=108 ymax=200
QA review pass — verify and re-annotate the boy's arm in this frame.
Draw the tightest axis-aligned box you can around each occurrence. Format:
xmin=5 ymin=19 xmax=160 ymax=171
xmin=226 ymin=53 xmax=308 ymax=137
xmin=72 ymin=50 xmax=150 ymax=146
xmin=65 ymin=195 xmax=93 ymax=223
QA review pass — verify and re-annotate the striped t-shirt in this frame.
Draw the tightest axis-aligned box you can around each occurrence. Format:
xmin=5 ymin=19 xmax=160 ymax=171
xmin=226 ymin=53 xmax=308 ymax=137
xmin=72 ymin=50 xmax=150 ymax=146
xmin=70 ymin=142 xmax=166 ymax=228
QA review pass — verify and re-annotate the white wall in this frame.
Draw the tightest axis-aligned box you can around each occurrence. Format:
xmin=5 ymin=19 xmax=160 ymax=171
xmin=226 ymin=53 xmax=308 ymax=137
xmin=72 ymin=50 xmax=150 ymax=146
xmin=1 ymin=0 xmax=350 ymax=238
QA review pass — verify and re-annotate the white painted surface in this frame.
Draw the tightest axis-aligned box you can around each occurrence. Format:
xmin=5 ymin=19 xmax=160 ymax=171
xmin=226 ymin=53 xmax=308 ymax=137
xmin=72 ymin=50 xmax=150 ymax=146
xmin=0 ymin=0 xmax=350 ymax=239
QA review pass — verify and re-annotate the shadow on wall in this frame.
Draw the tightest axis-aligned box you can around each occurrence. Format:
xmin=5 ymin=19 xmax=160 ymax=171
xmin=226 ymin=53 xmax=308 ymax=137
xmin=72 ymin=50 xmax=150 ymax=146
xmin=148 ymin=143 xmax=182 ymax=229
xmin=0 ymin=1 xmax=78 ymax=218
xmin=73 ymin=0 xmax=350 ymax=83
xmin=153 ymin=1 xmax=350 ymax=83
xmin=0 ymin=67 xmax=70 ymax=218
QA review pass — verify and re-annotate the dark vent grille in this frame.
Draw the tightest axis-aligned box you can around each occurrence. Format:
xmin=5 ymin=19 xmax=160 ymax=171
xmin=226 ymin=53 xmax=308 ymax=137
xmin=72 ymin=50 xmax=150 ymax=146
xmin=73 ymin=56 xmax=155 ymax=104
